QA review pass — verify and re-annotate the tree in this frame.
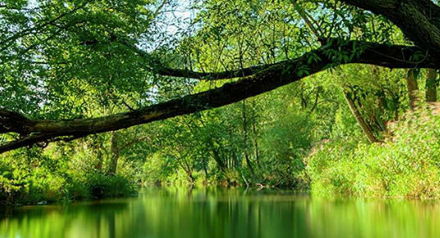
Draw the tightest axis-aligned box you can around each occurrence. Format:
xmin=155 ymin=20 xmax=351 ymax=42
xmin=0 ymin=0 xmax=439 ymax=153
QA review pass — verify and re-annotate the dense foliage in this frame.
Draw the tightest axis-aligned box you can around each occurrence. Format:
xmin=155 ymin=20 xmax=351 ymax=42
xmin=0 ymin=140 xmax=137 ymax=205
xmin=308 ymin=106 xmax=440 ymax=199
xmin=1 ymin=0 xmax=440 ymax=203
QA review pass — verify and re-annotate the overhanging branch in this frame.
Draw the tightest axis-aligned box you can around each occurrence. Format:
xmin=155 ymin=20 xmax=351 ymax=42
xmin=123 ymin=38 xmax=437 ymax=80
xmin=339 ymin=0 xmax=440 ymax=58
xmin=0 ymin=40 xmax=437 ymax=153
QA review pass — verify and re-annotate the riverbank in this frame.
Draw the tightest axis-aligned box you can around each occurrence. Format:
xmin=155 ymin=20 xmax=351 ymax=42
xmin=307 ymin=107 xmax=440 ymax=199
xmin=0 ymin=170 xmax=136 ymax=206
xmin=2 ymin=107 xmax=440 ymax=205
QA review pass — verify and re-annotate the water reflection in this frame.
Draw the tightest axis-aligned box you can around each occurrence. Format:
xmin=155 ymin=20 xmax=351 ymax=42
xmin=0 ymin=187 xmax=439 ymax=238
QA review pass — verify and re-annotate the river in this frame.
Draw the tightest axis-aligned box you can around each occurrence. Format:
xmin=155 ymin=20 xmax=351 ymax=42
xmin=0 ymin=187 xmax=439 ymax=238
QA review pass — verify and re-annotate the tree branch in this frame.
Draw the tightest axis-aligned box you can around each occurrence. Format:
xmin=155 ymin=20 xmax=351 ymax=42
xmin=123 ymin=38 xmax=436 ymax=80
xmin=339 ymin=0 xmax=440 ymax=57
xmin=0 ymin=40 xmax=437 ymax=153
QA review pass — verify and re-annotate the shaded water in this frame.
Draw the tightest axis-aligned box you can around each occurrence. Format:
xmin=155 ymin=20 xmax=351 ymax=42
xmin=1 ymin=187 xmax=439 ymax=238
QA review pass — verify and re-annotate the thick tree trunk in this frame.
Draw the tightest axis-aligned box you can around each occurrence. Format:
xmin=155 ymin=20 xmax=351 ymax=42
xmin=340 ymin=0 xmax=440 ymax=59
xmin=343 ymin=91 xmax=380 ymax=143
xmin=426 ymin=69 xmax=437 ymax=102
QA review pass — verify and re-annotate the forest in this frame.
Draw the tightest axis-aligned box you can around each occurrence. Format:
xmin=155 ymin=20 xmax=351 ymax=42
xmin=1 ymin=0 xmax=440 ymax=205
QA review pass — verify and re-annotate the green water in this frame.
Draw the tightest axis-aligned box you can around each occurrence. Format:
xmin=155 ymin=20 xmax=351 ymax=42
xmin=1 ymin=187 xmax=439 ymax=238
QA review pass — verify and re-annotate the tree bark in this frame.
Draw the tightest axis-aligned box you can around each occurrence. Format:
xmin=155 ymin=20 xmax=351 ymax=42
xmin=340 ymin=0 xmax=440 ymax=58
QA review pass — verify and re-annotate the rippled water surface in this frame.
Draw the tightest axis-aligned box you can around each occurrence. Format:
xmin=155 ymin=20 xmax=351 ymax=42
xmin=1 ymin=187 xmax=439 ymax=238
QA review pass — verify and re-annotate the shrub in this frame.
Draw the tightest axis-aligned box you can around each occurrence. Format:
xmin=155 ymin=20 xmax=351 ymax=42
xmin=307 ymin=107 xmax=440 ymax=199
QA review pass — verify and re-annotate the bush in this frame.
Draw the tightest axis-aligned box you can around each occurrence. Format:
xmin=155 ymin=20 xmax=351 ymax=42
xmin=257 ymin=111 xmax=313 ymax=187
xmin=85 ymin=172 xmax=136 ymax=198
xmin=0 ymin=147 xmax=137 ymax=205
xmin=307 ymin=107 xmax=440 ymax=199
